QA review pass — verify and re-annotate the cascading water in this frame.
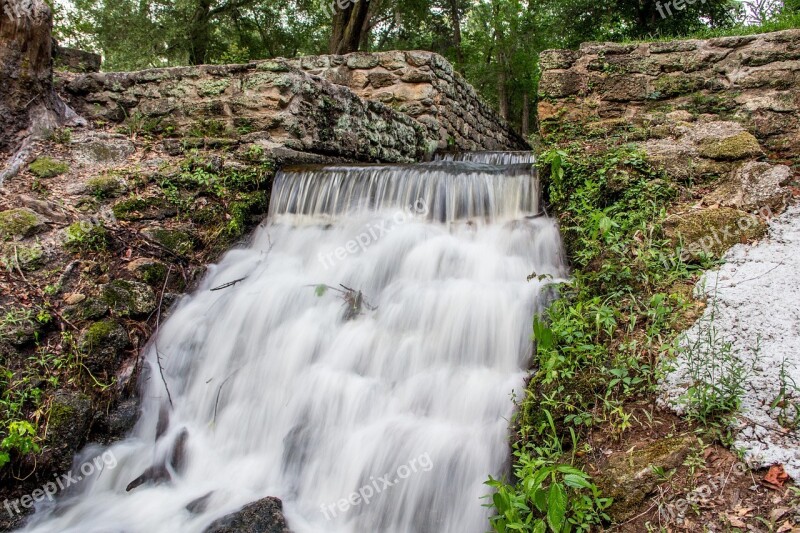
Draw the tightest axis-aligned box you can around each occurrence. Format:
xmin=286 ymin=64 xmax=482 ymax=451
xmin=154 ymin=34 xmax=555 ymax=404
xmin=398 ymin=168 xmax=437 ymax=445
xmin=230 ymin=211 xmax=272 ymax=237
xmin=21 ymin=152 xmax=567 ymax=533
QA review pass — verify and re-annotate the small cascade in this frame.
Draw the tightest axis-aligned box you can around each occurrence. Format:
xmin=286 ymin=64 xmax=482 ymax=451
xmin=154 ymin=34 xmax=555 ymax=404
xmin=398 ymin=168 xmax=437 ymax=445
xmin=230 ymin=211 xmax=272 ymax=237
xmin=21 ymin=152 xmax=567 ymax=533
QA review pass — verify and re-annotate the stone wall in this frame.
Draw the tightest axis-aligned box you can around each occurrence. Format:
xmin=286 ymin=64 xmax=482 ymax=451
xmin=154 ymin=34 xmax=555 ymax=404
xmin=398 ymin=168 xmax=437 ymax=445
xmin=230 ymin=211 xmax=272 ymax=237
xmin=284 ymin=51 xmax=529 ymax=152
xmin=56 ymin=52 xmax=528 ymax=163
xmin=538 ymin=29 xmax=800 ymax=165
xmin=58 ymin=62 xmax=426 ymax=163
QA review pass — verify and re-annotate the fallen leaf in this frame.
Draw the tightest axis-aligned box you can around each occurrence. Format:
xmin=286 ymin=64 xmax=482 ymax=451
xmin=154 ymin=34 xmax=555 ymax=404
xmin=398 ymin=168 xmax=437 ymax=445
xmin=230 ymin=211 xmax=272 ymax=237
xmin=775 ymin=520 xmax=795 ymax=533
xmin=764 ymin=465 xmax=789 ymax=489
xmin=769 ymin=507 xmax=789 ymax=521
xmin=735 ymin=505 xmax=754 ymax=517
xmin=725 ymin=514 xmax=746 ymax=528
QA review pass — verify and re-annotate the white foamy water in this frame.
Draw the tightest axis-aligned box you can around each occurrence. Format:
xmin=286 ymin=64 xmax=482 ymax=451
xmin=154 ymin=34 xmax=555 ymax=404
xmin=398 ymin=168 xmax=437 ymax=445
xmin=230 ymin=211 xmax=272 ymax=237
xmin=22 ymin=155 xmax=567 ymax=533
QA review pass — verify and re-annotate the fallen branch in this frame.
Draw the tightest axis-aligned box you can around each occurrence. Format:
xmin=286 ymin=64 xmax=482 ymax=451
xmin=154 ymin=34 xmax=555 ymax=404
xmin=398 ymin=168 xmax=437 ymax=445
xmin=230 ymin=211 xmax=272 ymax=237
xmin=154 ymin=265 xmax=174 ymax=408
xmin=210 ymin=276 xmax=247 ymax=291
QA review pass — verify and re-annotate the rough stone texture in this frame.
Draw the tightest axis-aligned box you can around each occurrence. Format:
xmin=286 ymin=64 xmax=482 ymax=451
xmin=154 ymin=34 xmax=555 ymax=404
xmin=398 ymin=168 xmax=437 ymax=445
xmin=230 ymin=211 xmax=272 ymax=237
xmin=44 ymin=389 xmax=94 ymax=472
xmin=54 ymin=45 xmax=101 ymax=73
xmin=203 ymin=496 xmax=291 ymax=533
xmin=285 ymin=51 xmax=529 ymax=152
xmin=596 ymin=436 xmax=698 ymax=521
xmin=704 ymin=161 xmax=793 ymax=211
xmin=538 ymin=29 xmax=800 ymax=166
xmin=56 ymin=52 xmax=526 ymax=162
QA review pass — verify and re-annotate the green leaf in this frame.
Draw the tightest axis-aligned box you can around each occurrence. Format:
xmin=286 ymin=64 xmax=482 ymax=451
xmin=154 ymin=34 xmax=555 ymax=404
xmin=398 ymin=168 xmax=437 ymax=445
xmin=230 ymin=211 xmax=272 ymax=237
xmin=314 ymin=284 xmax=328 ymax=297
xmin=547 ymin=483 xmax=567 ymax=532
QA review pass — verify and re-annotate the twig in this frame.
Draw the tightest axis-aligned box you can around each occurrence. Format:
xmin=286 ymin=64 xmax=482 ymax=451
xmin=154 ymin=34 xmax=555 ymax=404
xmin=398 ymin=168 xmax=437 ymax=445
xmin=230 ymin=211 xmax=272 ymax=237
xmin=154 ymin=266 xmax=174 ymax=408
xmin=212 ymin=370 xmax=240 ymax=425
xmin=210 ymin=276 xmax=247 ymax=291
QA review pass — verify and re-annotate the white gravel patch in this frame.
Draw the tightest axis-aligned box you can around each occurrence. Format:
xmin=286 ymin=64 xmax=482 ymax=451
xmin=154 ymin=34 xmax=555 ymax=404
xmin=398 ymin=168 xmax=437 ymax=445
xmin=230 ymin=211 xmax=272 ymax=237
xmin=661 ymin=204 xmax=800 ymax=479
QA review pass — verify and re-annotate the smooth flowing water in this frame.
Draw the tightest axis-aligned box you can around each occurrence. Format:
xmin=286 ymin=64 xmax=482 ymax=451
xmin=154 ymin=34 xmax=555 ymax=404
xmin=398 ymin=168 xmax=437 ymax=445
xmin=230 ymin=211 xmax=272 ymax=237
xmin=22 ymin=152 xmax=567 ymax=533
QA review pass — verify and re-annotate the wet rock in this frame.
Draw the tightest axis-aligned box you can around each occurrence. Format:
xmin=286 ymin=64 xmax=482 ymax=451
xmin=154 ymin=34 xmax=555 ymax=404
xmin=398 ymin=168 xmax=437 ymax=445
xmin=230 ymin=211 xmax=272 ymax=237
xmin=45 ymin=390 xmax=94 ymax=472
xmin=203 ymin=496 xmax=291 ymax=533
xmin=92 ymin=397 xmax=139 ymax=443
xmin=596 ymin=436 xmax=697 ymax=521
xmin=112 ymin=197 xmax=178 ymax=221
xmin=0 ymin=208 xmax=48 ymax=240
xmin=79 ymin=319 xmax=130 ymax=375
xmin=101 ymin=279 xmax=157 ymax=317
xmin=704 ymin=161 xmax=792 ymax=211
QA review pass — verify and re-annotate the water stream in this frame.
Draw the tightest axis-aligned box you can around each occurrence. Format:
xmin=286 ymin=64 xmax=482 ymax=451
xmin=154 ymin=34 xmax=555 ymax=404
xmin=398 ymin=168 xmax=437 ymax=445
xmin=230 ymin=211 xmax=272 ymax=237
xmin=22 ymin=152 xmax=567 ymax=533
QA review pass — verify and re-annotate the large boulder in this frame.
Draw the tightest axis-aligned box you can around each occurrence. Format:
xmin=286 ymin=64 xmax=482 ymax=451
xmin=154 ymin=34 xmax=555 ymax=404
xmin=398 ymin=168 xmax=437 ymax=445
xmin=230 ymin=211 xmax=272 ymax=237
xmin=204 ymin=497 xmax=291 ymax=533
xmin=704 ymin=161 xmax=792 ymax=211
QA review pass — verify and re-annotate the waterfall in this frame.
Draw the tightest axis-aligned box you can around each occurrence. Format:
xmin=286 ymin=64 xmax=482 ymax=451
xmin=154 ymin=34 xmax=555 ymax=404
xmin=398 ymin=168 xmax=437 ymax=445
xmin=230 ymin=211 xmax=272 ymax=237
xmin=21 ymin=153 xmax=567 ymax=533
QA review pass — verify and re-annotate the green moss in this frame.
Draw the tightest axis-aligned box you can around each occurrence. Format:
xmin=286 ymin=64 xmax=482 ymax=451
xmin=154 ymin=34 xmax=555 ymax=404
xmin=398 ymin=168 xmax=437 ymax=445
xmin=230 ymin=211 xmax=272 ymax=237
xmin=697 ymin=131 xmax=762 ymax=160
xmin=0 ymin=243 xmax=44 ymax=271
xmin=112 ymin=197 xmax=176 ymax=221
xmin=0 ymin=208 xmax=46 ymax=240
xmin=101 ymin=280 xmax=157 ymax=317
xmin=198 ymin=79 xmax=230 ymax=97
xmin=143 ymin=228 xmax=195 ymax=256
xmin=140 ymin=263 xmax=167 ymax=285
xmin=65 ymin=221 xmax=110 ymax=253
xmin=29 ymin=157 xmax=69 ymax=179
xmin=651 ymin=75 xmax=703 ymax=98
xmin=86 ymin=176 xmax=123 ymax=199
xmin=47 ymin=391 xmax=91 ymax=437
xmin=666 ymin=207 xmax=766 ymax=259
xmin=83 ymin=320 xmax=116 ymax=347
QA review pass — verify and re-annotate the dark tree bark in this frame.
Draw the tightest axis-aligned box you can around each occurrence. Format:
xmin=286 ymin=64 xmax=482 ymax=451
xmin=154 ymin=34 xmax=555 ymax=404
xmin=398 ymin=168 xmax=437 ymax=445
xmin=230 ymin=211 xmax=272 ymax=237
xmin=521 ymin=92 xmax=529 ymax=137
xmin=0 ymin=0 xmax=83 ymax=181
xmin=0 ymin=0 xmax=60 ymax=152
xmin=188 ymin=0 xmax=213 ymax=65
xmin=329 ymin=0 xmax=372 ymax=54
xmin=448 ymin=0 xmax=463 ymax=64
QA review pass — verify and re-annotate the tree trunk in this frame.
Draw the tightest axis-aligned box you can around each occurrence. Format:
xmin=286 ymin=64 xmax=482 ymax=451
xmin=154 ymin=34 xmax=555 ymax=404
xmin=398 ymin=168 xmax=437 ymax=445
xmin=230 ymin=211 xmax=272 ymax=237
xmin=0 ymin=0 xmax=58 ymax=151
xmin=0 ymin=0 xmax=82 ymax=181
xmin=188 ymin=0 xmax=212 ymax=65
xmin=448 ymin=0 xmax=463 ymax=64
xmin=521 ymin=92 xmax=529 ymax=137
xmin=329 ymin=0 xmax=371 ymax=54
xmin=497 ymin=57 xmax=508 ymax=120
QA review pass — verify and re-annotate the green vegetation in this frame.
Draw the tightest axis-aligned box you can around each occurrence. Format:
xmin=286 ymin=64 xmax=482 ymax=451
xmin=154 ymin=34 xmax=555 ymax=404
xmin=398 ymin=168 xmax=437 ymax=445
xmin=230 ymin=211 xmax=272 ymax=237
xmin=28 ymin=157 xmax=69 ymax=179
xmin=65 ymin=221 xmax=110 ymax=253
xmin=485 ymin=144 xmax=719 ymax=530
xmin=51 ymin=0 xmax=798 ymax=136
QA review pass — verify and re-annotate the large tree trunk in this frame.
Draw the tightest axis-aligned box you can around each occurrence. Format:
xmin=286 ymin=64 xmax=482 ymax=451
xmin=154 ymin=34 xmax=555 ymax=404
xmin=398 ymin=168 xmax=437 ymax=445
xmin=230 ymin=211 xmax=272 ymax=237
xmin=188 ymin=0 xmax=212 ymax=65
xmin=0 ymin=0 xmax=81 ymax=181
xmin=448 ymin=0 xmax=463 ymax=64
xmin=329 ymin=0 xmax=371 ymax=54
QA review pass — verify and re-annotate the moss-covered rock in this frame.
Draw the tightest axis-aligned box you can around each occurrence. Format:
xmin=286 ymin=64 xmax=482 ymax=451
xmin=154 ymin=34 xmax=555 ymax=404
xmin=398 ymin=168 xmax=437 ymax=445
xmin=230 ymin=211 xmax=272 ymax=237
xmin=64 ymin=221 xmax=110 ymax=253
xmin=142 ymin=227 xmax=195 ymax=256
xmin=62 ymin=296 xmax=109 ymax=322
xmin=703 ymin=161 xmax=792 ymax=211
xmin=697 ymin=131 xmax=763 ymax=161
xmin=101 ymin=280 xmax=157 ymax=317
xmin=126 ymin=257 xmax=168 ymax=285
xmin=665 ymin=207 xmax=767 ymax=260
xmin=85 ymin=176 xmax=124 ymax=199
xmin=0 ymin=308 xmax=45 ymax=346
xmin=28 ymin=157 xmax=69 ymax=179
xmin=596 ymin=436 xmax=697 ymax=521
xmin=45 ymin=390 xmax=93 ymax=472
xmin=112 ymin=197 xmax=177 ymax=221
xmin=79 ymin=319 xmax=130 ymax=374
xmin=0 ymin=208 xmax=48 ymax=240
xmin=0 ymin=243 xmax=45 ymax=271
